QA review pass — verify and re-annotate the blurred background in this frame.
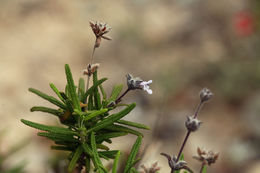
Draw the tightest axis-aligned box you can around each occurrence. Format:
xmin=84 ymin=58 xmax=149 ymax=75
xmin=0 ymin=0 xmax=260 ymax=172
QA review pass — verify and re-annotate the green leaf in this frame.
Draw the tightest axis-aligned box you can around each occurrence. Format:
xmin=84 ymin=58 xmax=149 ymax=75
xmin=87 ymin=103 xmax=136 ymax=133
xmin=96 ymin=144 xmax=110 ymax=151
xmin=90 ymin=132 xmax=106 ymax=173
xmin=29 ymin=88 xmax=67 ymax=110
xmin=112 ymin=151 xmax=121 ymax=173
xmin=88 ymin=93 xmax=94 ymax=110
xmin=104 ymin=124 xmax=143 ymax=137
xmin=85 ymin=157 xmax=90 ymax=173
xmin=78 ymin=78 xmax=85 ymax=101
xmin=116 ymin=120 xmax=150 ymax=130
xmin=50 ymin=83 xmax=65 ymax=103
xmin=99 ymin=84 xmax=107 ymax=100
xmin=202 ymin=165 xmax=207 ymax=173
xmin=108 ymin=84 xmax=123 ymax=102
xmin=21 ymin=119 xmax=77 ymax=135
xmin=51 ymin=145 xmax=73 ymax=151
xmin=93 ymin=71 xmax=102 ymax=110
xmin=82 ymin=78 xmax=108 ymax=103
xmin=84 ymin=108 xmax=108 ymax=121
xmin=65 ymin=64 xmax=81 ymax=110
xmin=68 ymin=146 xmax=83 ymax=172
xmin=30 ymin=106 xmax=61 ymax=117
xmin=98 ymin=150 xmax=119 ymax=159
xmin=124 ymin=136 xmax=142 ymax=173
xmin=37 ymin=132 xmax=78 ymax=142
xmin=96 ymin=132 xmax=128 ymax=143
xmin=82 ymin=143 xmax=93 ymax=156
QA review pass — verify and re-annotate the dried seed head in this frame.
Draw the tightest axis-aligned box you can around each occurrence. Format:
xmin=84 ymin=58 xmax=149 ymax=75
xmin=89 ymin=21 xmax=112 ymax=47
xmin=185 ymin=116 xmax=202 ymax=132
xmin=126 ymin=74 xmax=153 ymax=94
xmin=161 ymin=153 xmax=188 ymax=171
xmin=83 ymin=63 xmax=100 ymax=76
xmin=200 ymin=88 xmax=213 ymax=102
xmin=193 ymin=147 xmax=219 ymax=166
xmin=140 ymin=162 xmax=161 ymax=173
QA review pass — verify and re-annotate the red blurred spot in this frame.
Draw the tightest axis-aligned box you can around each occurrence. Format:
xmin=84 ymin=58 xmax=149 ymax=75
xmin=234 ymin=11 xmax=255 ymax=37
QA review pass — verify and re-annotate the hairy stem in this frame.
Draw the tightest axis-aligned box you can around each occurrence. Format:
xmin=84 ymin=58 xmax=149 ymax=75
xmin=115 ymin=88 xmax=130 ymax=104
xmin=172 ymin=101 xmax=204 ymax=172
xmin=86 ymin=42 xmax=97 ymax=92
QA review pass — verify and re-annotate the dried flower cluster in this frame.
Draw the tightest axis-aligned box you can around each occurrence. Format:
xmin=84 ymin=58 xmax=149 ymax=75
xmin=193 ymin=147 xmax=219 ymax=166
xmin=89 ymin=21 xmax=112 ymax=48
xmin=185 ymin=116 xmax=202 ymax=132
xmin=141 ymin=162 xmax=161 ymax=173
xmin=160 ymin=153 xmax=193 ymax=173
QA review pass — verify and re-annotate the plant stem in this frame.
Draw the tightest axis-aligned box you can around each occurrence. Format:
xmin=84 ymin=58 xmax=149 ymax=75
xmin=115 ymin=88 xmax=130 ymax=104
xmin=172 ymin=101 xmax=204 ymax=172
xmin=199 ymin=162 xmax=206 ymax=173
xmin=194 ymin=101 xmax=203 ymax=119
xmin=86 ymin=42 xmax=97 ymax=92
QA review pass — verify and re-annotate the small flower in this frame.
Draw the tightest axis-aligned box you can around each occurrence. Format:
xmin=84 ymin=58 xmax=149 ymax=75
xmin=199 ymin=88 xmax=213 ymax=102
xmin=185 ymin=116 xmax=202 ymax=132
xmin=193 ymin=147 xmax=219 ymax=166
xmin=161 ymin=153 xmax=193 ymax=172
xmin=89 ymin=21 xmax=112 ymax=47
xmin=126 ymin=74 xmax=153 ymax=94
xmin=83 ymin=63 xmax=100 ymax=76
xmin=140 ymin=80 xmax=153 ymax=94
xmin=140 ymin=162 xmax=161 ymax=173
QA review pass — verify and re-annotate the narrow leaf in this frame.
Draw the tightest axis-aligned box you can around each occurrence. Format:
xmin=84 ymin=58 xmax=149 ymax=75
xmin=29 ymin=88 xmax=67 ymax=109
xmin=96 ymin=132 xmax=128 ymax=143
xmin=37 ymin=132 xmax=78 ymax=142
xmin=104 ymin=124 xmax=143 ymax=137
xmin=50 ymin=83 xmax=65 ymax=103
xmin=93 ymin=71 xmax=102 ymax=109
xmin=90 ymin=132 xmax=105 ymax=173
xmin=202 ymin=165 xmax=207 ymax=173
xmin=87 ymin=103 xmax=136 ymax=133
xmin=65 ymin=64 xmax=80 ymax=110
xmin=68 ymin=146 xmax=83 ymax=172
xmin=82 ymin=143 xmax=93 ymax=156
xmin=124 ymin=136 xmax=142 ymax=173
xmin=116 ymin=120 xmax=150 ymax=130
xmin=112 ymin=151 xmax=121 ymax=173
xmin=21 ymin=119 xmax=77 ymax=135
xmin=98 ymin=150 xmax=119 ymax=159
xmin=30 ymin=106 xmax=61 ymax=117
xmin=99 ymin=84 xmax=107 ymax=100
xmin=78 ymin=78 xmax=85 ymax=101
xmin=82 ymin=78 xmax=107 ymax=103
xmin=109 ymin=84 xmax=123 ymax=102
xmin=84 ymin=108 xmax=108 ymax=121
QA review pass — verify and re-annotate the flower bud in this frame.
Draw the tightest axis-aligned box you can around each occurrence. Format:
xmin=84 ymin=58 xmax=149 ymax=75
xmin=200 ymin=88 xmax=213 ymax=102
xmin=185 ymin=116 xmax=202 ymax=132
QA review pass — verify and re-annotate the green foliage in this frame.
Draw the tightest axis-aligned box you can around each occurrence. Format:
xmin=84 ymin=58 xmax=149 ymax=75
xmin=124 ymin=136 xmax=142 ymax=173
xmin=21 ymin=64 xmax=149 ymax=172
xmin=202 ymin=165 xmax=207 ymax=173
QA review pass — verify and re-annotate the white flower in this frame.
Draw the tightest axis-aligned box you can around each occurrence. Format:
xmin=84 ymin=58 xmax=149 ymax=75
xmin=140 ymin=80 xmax=153 ymax=94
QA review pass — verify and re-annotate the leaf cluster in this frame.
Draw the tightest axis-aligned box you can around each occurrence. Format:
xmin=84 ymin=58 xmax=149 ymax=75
xmin=21 ymin=64 xmax=149 ymax=172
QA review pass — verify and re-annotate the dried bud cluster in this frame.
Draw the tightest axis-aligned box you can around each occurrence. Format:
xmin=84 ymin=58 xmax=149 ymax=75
xmin=126 ymin=74 xmax=153 ymax=94
xmin=140 ymin=162 xmax=161 ymax=173
xmin=193 ymin=147 xmax=219 ymax=166
xmin=185 ymin=116 xmax=202 ymax=132
xmin=89 ymin=21 xmax=112 ymax=48
xmin=161 ymin=153 xmax=193 ymax=172
xmin=83 ymin=63 xmax=100 ymax=76
xmin=200 ymin=88 xmax=213 ymax=102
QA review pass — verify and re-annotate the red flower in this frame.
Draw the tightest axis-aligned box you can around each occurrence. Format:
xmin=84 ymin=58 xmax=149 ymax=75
xmin=234 ymin=11 xmax=255 ymax=37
